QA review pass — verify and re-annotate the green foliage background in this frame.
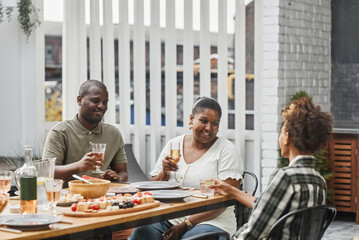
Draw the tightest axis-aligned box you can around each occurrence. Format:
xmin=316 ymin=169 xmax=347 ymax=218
xmin=278 ymin=91 xmax=333 ymax=201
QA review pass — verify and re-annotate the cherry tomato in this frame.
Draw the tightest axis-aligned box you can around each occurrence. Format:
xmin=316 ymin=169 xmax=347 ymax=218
xmin=89 ymin=203 xmax=100 ymax=210
xmin=71 ymin=203 xmax=77 ymax=211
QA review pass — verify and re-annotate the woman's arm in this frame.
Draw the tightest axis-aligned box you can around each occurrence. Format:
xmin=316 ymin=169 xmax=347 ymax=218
xmin=210 ymin=179 xmax=255 ymax=209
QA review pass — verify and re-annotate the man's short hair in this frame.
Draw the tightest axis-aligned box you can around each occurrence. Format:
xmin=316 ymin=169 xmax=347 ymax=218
xmin=78 ymin=80 xmax=107 ymax=97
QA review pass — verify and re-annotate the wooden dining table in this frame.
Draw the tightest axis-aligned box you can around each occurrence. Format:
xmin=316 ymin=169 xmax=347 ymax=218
xmin=1 ymin=183 xmax=236 ymax=240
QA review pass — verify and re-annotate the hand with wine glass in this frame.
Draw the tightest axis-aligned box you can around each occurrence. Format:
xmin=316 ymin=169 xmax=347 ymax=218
xmin=91 ymin=143 xmax=106 ymax=174
xmin=169 ymin=142 xmax=181 ymax=182
xmin=44 ymin=179 xmax=63 ymax=215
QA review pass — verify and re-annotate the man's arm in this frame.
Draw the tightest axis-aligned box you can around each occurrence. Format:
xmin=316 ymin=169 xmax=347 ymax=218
xmin=54 ymin=152 xmax=102 ymax=180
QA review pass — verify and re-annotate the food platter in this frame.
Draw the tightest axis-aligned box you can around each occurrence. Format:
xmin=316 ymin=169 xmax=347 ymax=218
xmin=0 ymin=214 xmax=62 ymax=230
xmin=130 ymin=181 xmax=181 ymax=190
xmin=63 ymin=201 xmax=160 ymax=217
xmin=148 ymin=190 xmax=193 ymax=202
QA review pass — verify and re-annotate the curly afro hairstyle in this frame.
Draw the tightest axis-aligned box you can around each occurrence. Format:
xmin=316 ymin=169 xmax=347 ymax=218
xmin=282 ymin=97 xmax=332 ymax=153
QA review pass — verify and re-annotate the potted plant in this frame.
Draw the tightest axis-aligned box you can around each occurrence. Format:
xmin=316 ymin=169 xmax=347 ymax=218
xmin=0 ymin=0 xmax=41 ymax=41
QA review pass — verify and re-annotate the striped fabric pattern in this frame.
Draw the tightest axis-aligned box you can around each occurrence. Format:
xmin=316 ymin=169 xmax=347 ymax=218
xmin=234 ymin=156 xmax=326 ymax=240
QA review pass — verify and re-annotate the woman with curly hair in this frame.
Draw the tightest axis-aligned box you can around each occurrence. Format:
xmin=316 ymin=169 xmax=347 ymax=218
xmin=209 ymin=97 xmax=333 ymax=239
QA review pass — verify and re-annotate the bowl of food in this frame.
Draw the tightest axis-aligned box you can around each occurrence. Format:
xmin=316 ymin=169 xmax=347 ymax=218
xmin=68 ymin=179 xmax=110 ymax=199
xmin=0 ymin=193 xmax=9 ymax=214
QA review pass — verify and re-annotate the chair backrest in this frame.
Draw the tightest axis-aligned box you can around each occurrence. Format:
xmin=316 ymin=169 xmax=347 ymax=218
xmin=124 ymin=144 xmax=149 ymax=182
xmin=235 ymin=170 xmax=259 ymax=228
xmin=240 ymin=170 xmax=259 ymax=196
xmin=266 ymin=205 xmax=337 ymax=240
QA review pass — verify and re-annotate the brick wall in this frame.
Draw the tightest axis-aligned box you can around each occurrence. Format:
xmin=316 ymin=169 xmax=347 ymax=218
xmin=260 ymin=0 xmax=331 ymax=190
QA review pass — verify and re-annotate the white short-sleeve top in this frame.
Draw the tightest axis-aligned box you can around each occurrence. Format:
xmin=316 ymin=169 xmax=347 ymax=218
xmin=150 ymin=135 xmax=244 ymax=235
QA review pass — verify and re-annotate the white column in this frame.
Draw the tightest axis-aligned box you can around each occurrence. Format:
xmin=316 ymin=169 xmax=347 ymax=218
xmin=63 ymin=0 xmax=87 ymax=120
xmin=200 ymin=0 xmax=210 ymax=97
xmin=254 ymin=0 xmax=264 ymax=192
xmin=183 ymin=0 xmax=194 ymax=132
xmin=217 ymin=0 xmax=228 ymax=135
xmin=235 ymin=0 xmax=246 ymax=165
xmin=102 ymin=0 xmax=116 ymax=125
xmin=150 ymin=0 xmax=162 ymax=171
xmin=89 ymin=0 xmax=101 ymax=81
xmin=165 ymin=0 xmax=177 ymax=142
xmin=0 ymin=0 xmax=45 ymax=155
xmin=118 ymin=0 xmax=131 ymax=143
xmin=133 ymin=0 xmax=146 ymax=169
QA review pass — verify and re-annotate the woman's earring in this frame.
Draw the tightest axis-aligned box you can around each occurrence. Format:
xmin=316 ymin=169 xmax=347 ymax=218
xmin=188 ymin=124 xmax=193 ymax=130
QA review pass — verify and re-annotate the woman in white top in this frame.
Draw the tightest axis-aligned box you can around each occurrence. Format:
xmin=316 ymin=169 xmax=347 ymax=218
xmin=128 ymin=97 xmax=243 ymax=240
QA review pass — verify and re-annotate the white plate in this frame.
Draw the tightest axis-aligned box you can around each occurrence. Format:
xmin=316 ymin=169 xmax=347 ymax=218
xmin=148 ymin=190 xmax=193 ymax=201
xmin=0 ymin=214 xmax=62 ymax=230
xmin=131 ymin=181 xmax=181 ymax=190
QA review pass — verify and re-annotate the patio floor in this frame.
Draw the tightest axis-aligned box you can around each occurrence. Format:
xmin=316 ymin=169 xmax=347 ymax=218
xmin=323 ymin=212 xmax=359 ymax=240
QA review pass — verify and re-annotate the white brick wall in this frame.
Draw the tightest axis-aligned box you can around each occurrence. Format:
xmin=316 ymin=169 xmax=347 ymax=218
xmin=260 ymin=0 xmax=331 ymax=191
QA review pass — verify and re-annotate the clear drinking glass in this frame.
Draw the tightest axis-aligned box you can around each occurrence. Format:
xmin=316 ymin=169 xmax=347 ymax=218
xmin=44 ymin=179 xmax=63 ymax=215
xmin=0 ymin=170 xmax=13 ymax=194
xmin=91 ymin=143 xmax=106 ymax=174
xmin=170 ymin=142 xmax=180 ymax=182
xmin=0 ymin=193 xmax=9 ymax=214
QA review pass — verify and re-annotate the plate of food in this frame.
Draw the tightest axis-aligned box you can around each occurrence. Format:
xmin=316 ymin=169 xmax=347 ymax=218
xmin=148 ymin=190 xmax=193 ymax=202
xmin=63 ymin=192 xmax=160 ymax=217
xmin=57 ymin=193 xmax=83 ymax=206
xmin=131 ymin=181 xmax=181 ymax=190
xmin=0 ymin=214 xmax=62 ymax=230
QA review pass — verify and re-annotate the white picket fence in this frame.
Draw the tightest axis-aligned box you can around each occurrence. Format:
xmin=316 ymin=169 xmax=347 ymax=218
xmin=59 ymin=0 xmax=262 ymax=179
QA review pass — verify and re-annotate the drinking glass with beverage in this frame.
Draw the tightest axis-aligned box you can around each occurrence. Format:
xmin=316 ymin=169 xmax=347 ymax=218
xmin=44 ymin=179 xmax=63 ymax=215
xmin=0 ymin=170 xmax=13 ymax=194
xmin=199 ymin=178 xmax=215 ymax=196
xmin=0 ymin=193 xmax=9 ymax=214
xmin=170 ymin=142 xmax=181 ymax=182
xmin=91 ymin=143 xmax=106 ymax=174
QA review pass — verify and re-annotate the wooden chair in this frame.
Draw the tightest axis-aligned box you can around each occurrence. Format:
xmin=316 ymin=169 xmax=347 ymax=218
xmin=266 ymin=205 xmax=337 ymax=240
xmin=236 ymin=170 xmax=258 ymax=228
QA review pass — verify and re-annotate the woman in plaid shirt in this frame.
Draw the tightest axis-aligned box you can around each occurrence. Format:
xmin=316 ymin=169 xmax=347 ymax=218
xmin=210 ymin=97 xmax=332 ymax=239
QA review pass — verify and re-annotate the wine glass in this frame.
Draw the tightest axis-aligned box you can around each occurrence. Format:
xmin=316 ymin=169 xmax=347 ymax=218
xmin=0 ymin=170 xmax=13 ymax=194
xmin=0 ymin=193 xmax=9 ymax=214
xmin=0 ymin=170 xmax=13 ymax=208
xmin=170 ymin=142 xmax=181 ymax=182
xmin=91 ymin=143 xmax=106 ymax=174
xmin=44 ymin=179 xmax=63 ymax=215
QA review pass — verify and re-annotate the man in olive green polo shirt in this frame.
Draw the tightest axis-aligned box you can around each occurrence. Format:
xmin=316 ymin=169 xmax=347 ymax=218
xmin=42 ymin=80 xmax=128 ymax=185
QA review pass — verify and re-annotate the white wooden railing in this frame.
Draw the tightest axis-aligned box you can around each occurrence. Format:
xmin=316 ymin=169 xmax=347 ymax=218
xmin=59 ymin=0 xmax=261 ymax=179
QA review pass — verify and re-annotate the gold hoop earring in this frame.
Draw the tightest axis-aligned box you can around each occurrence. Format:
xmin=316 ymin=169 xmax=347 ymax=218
xmin=188 ymin=124 xmax=193 ymax=130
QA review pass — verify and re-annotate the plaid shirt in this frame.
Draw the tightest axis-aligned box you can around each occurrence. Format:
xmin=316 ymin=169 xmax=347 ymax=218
xmin=234 ymin=155 xmax=327 ymax=240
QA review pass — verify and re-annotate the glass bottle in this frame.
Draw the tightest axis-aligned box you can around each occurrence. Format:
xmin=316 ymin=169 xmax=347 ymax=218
xmin=19 ymin=145 xmax=37 ymax=214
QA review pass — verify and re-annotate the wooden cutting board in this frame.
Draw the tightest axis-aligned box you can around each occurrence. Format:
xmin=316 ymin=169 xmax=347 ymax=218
xmin=63 ymin=201 xmax=160 ymax=218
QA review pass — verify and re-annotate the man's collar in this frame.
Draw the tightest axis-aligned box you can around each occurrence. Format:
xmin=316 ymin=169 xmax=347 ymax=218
xmin=73 ymin=115 xmax=102 ymax=134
